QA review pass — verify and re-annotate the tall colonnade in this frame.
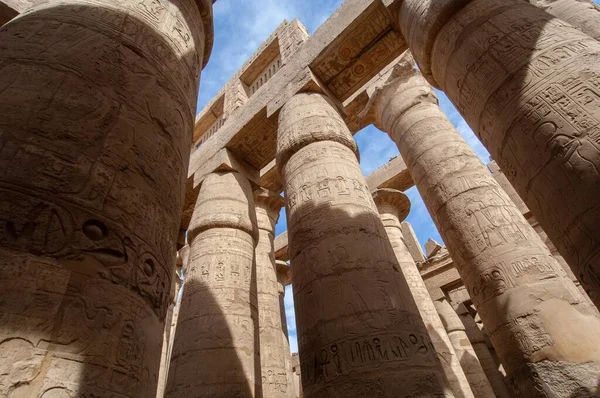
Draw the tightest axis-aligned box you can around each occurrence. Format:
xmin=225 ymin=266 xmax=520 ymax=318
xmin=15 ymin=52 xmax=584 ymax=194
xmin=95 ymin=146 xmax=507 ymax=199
xmin=1 ymin=0 xmax=600 ymax=397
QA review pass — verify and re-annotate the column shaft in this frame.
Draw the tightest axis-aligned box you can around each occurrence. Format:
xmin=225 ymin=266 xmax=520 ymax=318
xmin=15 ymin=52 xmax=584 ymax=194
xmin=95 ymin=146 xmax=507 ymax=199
xmin=374 ymin=56 xmax=600 ymax=396
xmin=435 ymin=299 xmax=498 ymax=398
xmin=0 ymin=1 xmax=211 ymax=396
xmin=398 ymin=0 xmax=600 ymax=306
xmin=255 ymin=190 xmax=293 ymax=397
xmin=456 ymin=304 xmax=512 ymax=398
xmin=277 ymin=92 xmax=451 ymax=397
xmin=166 ymin=171 xmax=259 ymax=397
xmin=374 ymin=191 xmax=476 ymax=398
xmin=276 ymin=260 xmax=296 ymax=397
xmin=533 ymin=0 xmax=600 ymax=41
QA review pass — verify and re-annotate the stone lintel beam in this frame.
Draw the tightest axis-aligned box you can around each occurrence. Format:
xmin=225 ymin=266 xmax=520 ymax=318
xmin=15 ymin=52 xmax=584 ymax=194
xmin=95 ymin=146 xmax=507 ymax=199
xmin=189 ymin=0 xmax=406 ymax=179
xmin=274 ymin=230 xmax=289 ymax=262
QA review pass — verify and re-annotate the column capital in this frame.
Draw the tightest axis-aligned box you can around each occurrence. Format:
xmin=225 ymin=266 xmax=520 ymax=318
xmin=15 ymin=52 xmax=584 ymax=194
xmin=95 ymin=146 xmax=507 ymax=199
xmin=276 ymin=92 xmax=358 ymax=172
xmin=276 ymin=260 xmax=292 ymax=287
xmin=254 ymin=188 xmax=285 ymax=232
xmin=372 ymin=188 xmax=411 ymax=222
xmin=189 ymin=171 xmax=258 ymax=242
xmin=362 ymin=53 xmax=438 ymax=134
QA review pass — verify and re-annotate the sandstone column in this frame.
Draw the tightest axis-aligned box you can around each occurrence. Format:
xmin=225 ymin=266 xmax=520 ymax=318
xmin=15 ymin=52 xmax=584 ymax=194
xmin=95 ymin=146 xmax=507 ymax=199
xmin=456 ymin=304 xmax=512 ymax=398
xmin=0 ymin=1 xmax=212 ymax=396
xmin=434 ymin=299 xmax=498 ymax=398
xmin=276 ymin=260 xmax=295 ymax=397
xmin=370 ymin=55 xmax=600 ymax=396
xmin=397 ymin=0 xmax=600 ymax=307
xmin=532 ymin=0 xmax=600 ymax=41
xmin=254 ymin=189 xmax=294 ymax=398
xmin=166 ymin=171 xmax=259 ymax=397
xmin=373 ymin=188 xmax=476 ymax=398
xmin=277 ymin=92 xmax=451 ymax=398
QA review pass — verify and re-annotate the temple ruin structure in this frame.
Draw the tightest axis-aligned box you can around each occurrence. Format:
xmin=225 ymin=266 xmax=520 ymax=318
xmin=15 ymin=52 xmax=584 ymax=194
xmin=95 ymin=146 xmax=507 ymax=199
xmin=1 ymin=0 xmax=600 ymax=397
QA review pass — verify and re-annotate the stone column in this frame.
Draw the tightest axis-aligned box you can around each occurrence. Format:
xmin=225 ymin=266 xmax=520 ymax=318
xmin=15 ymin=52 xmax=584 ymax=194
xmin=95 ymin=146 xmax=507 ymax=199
xmin=397 ymin=0 xmax=600 ymax=307
xmin=165 ymin=171 xmax=259 ymax=397
xmin=370 ymin=55 xmax=600 ymax=396
xmin=276 ymin=260 xmax=295 ymax=397
xmin=532 ymin=0 xmax=600 ymax=41
xmin=0 ymin=1 xmax=212 ymax=396
xmin=372 ymin=188 xmax=476 ymax=398
xmin=254 ymin=189 xmax=294 ymax=398
xmin=277 ymin=92 xmax=451 ymax=398
xmin=456 ymin=304 xmax=512 ymax=398
xmin=434 ymin=299 xmax=498 ymax=398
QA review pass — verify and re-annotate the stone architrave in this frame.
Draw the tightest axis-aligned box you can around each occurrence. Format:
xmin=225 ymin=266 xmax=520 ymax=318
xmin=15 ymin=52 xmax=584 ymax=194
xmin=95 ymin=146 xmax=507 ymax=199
xmin=532 ymin=0 xmax=600 ymax=40
xmin=373 ymin=189 xmax=477 ymax=398
xmin=0 ymin=0 xmax=212 ymax=396
xmin=397 ymin=0 xmax=600 ymax=307
xmin=455 ymin=304 xmax=512 ymax=398
xmin=276 ymin=259 xmax=295 ymax=397
xmin=254 ymin=189 xmax=294 ymax=398
xmin=369 ymin=54 xmax=600 ymax=396
xmin=277 ymin=92 xmax=452 ymax=398
xmin=166 ymin=171 xmax=259 ymax=397
xmin=434 ymin=299 xmax=498 ymax=398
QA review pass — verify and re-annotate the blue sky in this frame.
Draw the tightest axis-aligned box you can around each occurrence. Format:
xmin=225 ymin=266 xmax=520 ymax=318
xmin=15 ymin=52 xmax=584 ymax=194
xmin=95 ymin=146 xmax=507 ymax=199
xmin=196 ymin=0 xmax=595 ymax=353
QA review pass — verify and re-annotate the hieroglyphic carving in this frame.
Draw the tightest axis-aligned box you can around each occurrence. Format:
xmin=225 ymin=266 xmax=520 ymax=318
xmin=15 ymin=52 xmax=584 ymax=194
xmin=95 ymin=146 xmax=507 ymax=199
xmin=278 ymin=93 xmax=450 ymax=397
xmin=373 ymin=52 xmax=600 ymax=396
xmin=0 ymin=0 xmax=211 ymax=396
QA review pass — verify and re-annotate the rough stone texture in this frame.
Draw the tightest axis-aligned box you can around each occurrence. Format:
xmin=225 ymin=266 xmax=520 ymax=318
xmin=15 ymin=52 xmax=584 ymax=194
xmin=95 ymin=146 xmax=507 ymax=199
xmin=397 ymin=0 xmax=600 ymax=308
xmin=166 ymin=171 xmax=260 ymax=397
xmin=254 ymin=189 xmax=294 ymax=398
xmin=434 ymin=299 xmax=496 ymax=398
xmin=277 ymin=92 xmax=451 ymax=398
xmin=401 ymin=221 xmax=426 ymax=264
xmin=456 ymin=304 xmax=512 ymax=398
xmin=532 ymin=0 xmax=600 ymax=41
xmin=425 ymin=238 xmax=443 ymax=259
xmin=373 ymin=188 xmax=474 ymax=398
xmin=0 ymin=0 xmax=211 ymax=396
xmin=371 ymin=55 xmax=600 ymax=397
xmin=276 ymin=260 xmax=295 ymax=397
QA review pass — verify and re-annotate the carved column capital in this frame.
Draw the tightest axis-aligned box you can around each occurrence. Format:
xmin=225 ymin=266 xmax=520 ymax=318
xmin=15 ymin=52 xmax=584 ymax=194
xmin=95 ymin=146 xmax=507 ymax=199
xmin=188 ymin=171 xmax=258 ymax=242
xmin=254 ymin=188 xmax=285 ymax=232
xmin=372 ymin=188 xmax=411 ymax=222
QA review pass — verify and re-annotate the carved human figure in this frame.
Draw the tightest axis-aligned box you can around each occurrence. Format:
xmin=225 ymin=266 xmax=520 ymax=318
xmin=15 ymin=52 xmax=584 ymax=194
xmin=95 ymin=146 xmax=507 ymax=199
xmin=254 ymin=189 xmax=294 ymax=398
xmin=367 ymin=54 xmax=600 ymax=396
xmin=165 ymin=171 xmax=259 ymax=397
xmin=0 ymin=0 xmax=212 ymax=396
xmin=396 ymin=0 xmax=600 ymax=308
xmin=277 ymin=92 xmax=452 ymax=397
xmin=373 ymin=188 xmax=482 ymax=398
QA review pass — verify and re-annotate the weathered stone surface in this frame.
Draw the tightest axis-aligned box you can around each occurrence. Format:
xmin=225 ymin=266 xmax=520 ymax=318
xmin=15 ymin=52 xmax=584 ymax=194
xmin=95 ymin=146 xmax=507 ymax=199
xmin=434 ymin=299 xmax=496 ymax=398
xmin=532 ymin=0 xmax=600 ymax=41
xmin=166 ymin=171 xmax=259 ymax=397
xmin=254 ymin=189 xmax=294 ymax=398
xmin=277 ymin=92 xmax=451 ymax=397
xmin=0 ymin=0 xmax=211 ymax=396
xmin=456 ymin=304 xmax=512 ymax=398
xmin=397 ymin=0 xmax=600 ymax=308
xmin=373 ymin=188 xmax=475 ymax=398
xmin=370 ymin=54 xmax=600 ymax=397
xmin=275 ymin=260 xmax=295 ymax=396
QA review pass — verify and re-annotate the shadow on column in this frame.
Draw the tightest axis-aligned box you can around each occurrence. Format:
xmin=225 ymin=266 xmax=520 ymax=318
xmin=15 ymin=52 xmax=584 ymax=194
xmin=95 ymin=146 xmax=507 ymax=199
xmin=0 ymin=1 xmax=209 ymax=396
xmin=165 ymin=279 xmax=255 ymax=397
xmin=287 ymin=198 xmax=452 ymax=397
